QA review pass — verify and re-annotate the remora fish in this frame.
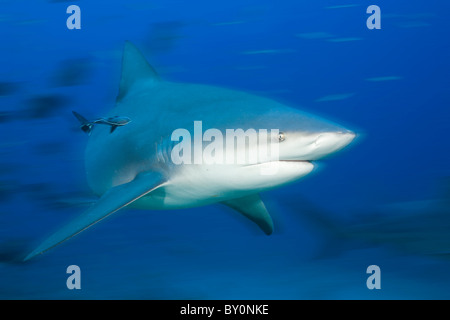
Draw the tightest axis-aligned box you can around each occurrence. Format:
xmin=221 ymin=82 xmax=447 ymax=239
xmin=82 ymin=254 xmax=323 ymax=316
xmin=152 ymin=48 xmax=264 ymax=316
xmin=24 ymin=42 xmax=355 ymax=260
xmin=72 ymin=111 xmax=131 ymax=135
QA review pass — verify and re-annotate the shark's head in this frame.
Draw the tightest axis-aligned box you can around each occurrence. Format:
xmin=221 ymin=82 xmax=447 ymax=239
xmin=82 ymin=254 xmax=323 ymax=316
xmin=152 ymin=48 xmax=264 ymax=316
xmin=186 ymin=101 xmax=357 ymax=194
xmin=229 ymin=102 xmax=356 ymax=166
xmin=265 ymin=106 xmax=356 ymax=161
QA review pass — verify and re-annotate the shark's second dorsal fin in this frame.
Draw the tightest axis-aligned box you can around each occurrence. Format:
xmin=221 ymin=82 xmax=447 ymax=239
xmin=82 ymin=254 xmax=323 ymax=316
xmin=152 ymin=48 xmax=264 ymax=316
xmin=117 ymin=41 xmax=160 ymax=101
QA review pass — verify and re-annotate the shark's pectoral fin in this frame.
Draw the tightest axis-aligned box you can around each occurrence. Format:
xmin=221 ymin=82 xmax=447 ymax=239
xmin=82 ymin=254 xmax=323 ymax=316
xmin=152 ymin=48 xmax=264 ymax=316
xmin=221 ymin=194 xmax=274 ymax=235
xmin=24 ymin=172 xmax=167 ymax=261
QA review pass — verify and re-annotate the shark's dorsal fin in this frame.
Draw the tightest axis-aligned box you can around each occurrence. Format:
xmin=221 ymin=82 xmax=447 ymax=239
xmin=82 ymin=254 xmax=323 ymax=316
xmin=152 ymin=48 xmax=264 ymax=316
xmin=117 ymin=41 xmax=160 ymax=101
xmin=222 ymin=194 xmax=274 ymax=235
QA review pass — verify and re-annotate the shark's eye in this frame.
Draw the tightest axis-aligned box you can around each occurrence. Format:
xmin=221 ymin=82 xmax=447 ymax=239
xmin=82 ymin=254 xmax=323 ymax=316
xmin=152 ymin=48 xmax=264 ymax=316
xmin=278 ymin=132 xmax=286 ymax=142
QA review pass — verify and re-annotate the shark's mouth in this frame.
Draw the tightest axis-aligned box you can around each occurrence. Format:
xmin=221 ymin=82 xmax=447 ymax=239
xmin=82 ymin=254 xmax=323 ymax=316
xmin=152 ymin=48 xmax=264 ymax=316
xmin=245 ymin=160 xmax=312 ymax=167
xmin=245 ymin=160 xmax=313 ymax=167
xmin=244 ymin=159 xmax=315 ymax=177
xmin=278 ymin=160 xmax=315 ymax=167
xmin=278 ymin=160 xmax=312 ymax=163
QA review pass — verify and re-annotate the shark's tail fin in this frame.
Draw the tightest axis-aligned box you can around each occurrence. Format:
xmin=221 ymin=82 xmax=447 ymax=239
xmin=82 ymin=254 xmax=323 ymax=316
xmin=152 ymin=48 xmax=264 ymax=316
xmin=72 ymin=111 xmax=94 ymax=135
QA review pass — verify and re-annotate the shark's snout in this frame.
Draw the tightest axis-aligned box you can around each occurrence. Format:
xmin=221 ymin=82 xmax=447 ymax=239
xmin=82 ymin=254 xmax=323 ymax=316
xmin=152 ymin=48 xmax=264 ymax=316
xmin=315 ymin=131 xmax=355 ymax=148
xmin=311 ymin=130 xmax=355 ymax=159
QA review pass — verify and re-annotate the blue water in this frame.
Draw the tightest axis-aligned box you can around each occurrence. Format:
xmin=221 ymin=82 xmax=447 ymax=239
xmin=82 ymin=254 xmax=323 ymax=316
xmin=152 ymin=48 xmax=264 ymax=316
xmin=1 ymin=0 xmax=450 ymax=299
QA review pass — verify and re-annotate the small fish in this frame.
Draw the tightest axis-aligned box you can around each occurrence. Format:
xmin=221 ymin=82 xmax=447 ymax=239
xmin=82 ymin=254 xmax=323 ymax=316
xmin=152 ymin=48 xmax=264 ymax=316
xmin=296 ymin=32 xmax=333 ymax=40
xmin=325 ymin=4 xmax=359 ymax=9
xmin=72 ymin=111 xmax=131 ymax=135
xmin=52 ymin=58 xmax=92 ymax=87
xmin=0 ymin=81 xmax=19 ymax=96
xmin=315 ymin=93 xmax=355 ymax=102
xmin=366 ymin=76 xmax=403 ymax=82
xmin=26 ymin=94 xmax=68 ymax=119
xmin=327 ymin=37 xmax=363 ymax=43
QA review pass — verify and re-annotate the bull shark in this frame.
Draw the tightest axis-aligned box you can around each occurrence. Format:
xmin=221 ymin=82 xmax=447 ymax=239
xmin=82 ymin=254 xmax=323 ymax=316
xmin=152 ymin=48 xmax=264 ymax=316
xmin=72 ymin=111 xmax=132 ymax=135
xmin=24 ymin=42 xmax=355 ymax=261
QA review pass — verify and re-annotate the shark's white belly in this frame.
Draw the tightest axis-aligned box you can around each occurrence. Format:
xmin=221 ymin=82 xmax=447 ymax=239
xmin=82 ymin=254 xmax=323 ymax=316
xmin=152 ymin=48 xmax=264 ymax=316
xmin=130 ymin=161 xmax=314 ymax=210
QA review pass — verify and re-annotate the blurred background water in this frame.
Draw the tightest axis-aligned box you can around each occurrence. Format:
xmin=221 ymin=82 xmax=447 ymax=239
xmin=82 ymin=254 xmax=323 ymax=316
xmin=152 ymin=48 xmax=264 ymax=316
xmin=0 ymin=0 xmax=450 ymax=299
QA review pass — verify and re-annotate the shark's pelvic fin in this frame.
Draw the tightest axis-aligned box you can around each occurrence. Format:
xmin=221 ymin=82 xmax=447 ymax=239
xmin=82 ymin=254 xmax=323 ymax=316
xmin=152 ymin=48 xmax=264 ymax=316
xmin=222 ymin=194 xmax=274 ymax=235
xmin=24 ymin=172 xmax=167 ymax=261
xmin=117 ymin=41 xmax=160 ymax=101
